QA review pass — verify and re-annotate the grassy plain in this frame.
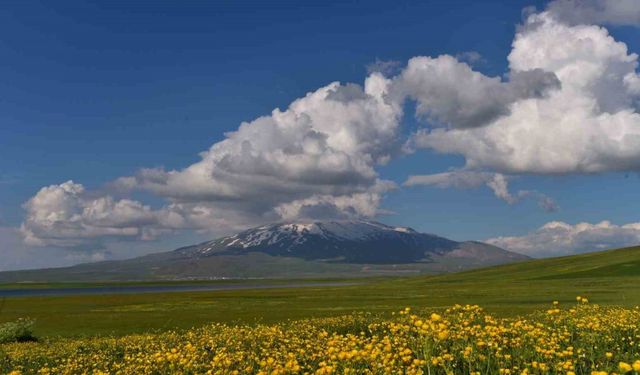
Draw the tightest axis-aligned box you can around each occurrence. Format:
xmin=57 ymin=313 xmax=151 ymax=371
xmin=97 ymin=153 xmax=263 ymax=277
xmin=1 ymin=245 xmax=639 ymax=337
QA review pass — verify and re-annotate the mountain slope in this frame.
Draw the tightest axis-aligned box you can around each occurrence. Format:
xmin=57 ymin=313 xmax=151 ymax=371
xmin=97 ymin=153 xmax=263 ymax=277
xmin=0 ymin=220 xmax=528 ymax=282
xmin=176 ymin=221 xmax=460 ymax=263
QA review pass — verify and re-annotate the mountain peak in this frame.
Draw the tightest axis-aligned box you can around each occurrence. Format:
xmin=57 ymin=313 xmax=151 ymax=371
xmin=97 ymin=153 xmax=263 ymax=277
xmin=225 ymin=220 xmax=423 ymax=247
xmin=276 ymin=219 xmax=417 ymax=233
xmin=181 ymin=219 xmax=460 ymax=263
xmin=166 ymin=219 xmax=529 ymax=268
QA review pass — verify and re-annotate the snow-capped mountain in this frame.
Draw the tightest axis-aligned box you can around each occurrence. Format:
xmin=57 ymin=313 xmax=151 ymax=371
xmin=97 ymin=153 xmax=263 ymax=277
xmin=0 ymin=220 xmax=529 ymax=282
xmin=173 ymin=220 xmax=520 ymax=264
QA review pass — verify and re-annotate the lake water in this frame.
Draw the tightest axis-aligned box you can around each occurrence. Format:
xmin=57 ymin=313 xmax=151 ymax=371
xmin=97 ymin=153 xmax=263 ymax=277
xmin=0 ymin=282 xmax=354 ymax=298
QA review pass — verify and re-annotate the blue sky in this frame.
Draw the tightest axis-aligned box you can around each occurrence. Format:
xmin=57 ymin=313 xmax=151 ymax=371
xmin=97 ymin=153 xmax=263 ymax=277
xmin=2 ymin=0 xmax=640 ymax=270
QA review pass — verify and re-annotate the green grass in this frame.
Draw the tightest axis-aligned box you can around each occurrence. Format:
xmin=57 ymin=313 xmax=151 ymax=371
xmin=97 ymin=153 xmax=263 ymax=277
xmin=0 ymin=277 xmax=372 ymax=289
xmin=1 ymin=245 xmax=640 ymax=338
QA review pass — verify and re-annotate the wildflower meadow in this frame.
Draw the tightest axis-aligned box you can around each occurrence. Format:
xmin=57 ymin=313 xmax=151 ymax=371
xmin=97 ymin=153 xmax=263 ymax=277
xmin=2 ymin=297 xmax=640 ymax=374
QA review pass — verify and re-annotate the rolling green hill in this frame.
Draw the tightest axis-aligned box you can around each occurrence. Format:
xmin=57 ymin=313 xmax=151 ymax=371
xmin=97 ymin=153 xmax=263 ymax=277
xmin=0 ymin=245 xmax=639 ymax=337
xmin=428 ymin=244 xmax=640 ymax=281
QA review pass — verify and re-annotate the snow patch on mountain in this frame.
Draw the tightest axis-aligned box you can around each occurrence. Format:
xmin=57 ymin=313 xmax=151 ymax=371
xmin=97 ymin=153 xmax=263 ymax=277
xmin=183 ymin=220 xmax=452 ymax=260
xmin=203 ymin=220 xmax=421 ymax=253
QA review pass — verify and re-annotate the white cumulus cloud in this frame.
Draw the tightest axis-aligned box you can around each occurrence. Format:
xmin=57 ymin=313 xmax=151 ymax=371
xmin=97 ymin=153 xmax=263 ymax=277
xmin=20 ymin=181 xmax=175 ymax=247
xmin=487 ymin=220 xmax=640 ymax=257
xmin=116 ymin=76 xmax=401 ymax=203
xmin=545 ymin=0 xmax=640 ymax=26
xmin=23 ymin=75 xmax=403 ymax=247
xmin=411 ymin=11 xmax=640 ymax=174
xmin=392 ymin=55 xmax=560 ymax=129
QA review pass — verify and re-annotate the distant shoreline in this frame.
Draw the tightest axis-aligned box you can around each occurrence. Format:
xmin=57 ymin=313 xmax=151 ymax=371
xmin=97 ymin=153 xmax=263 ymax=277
xmin=0 ymin=281 xmax=357 ymax=298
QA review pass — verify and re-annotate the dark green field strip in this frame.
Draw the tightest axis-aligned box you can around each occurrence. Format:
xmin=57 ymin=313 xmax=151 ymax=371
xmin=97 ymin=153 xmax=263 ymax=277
xmin=0 ymin=277 xmax=384 ymax=290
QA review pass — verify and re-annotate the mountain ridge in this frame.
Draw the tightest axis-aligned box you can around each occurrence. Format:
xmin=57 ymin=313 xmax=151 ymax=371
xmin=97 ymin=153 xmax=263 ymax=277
xmin=173 ymin=220 xmax=462 ymax=263
xmin=0 ymin=220 xmax=529 ymax=282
